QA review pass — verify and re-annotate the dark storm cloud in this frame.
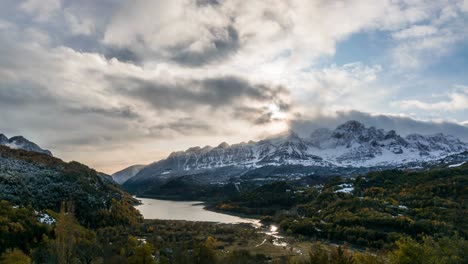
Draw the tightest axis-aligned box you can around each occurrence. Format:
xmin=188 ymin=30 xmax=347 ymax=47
xmin=49 ymin=135 xmax=115 ymax=147
xmin=233 ymin=106 xmax=280 ymax=125
xmin=65 ymin=106 xmax=140 ymax=120
xmin=170 ymin=25 xmax=240 ymax=66
xmin=148 ymin=118 xmax=215 ymax=137
xmin=0 ymin=84 xmax=54 ymax=106
xmin=111 ymin=75 xmax=290 ymax=112
xmin=196 ymin=0 xmax=221 ymax=7
xmin=199 ymin=76 xmax=287 ymax=103
xmin=62 ymin=33 xmax=143 ymax=64
xmin=103 ymin=47 xmax=142 ymax=64
xmin=291 ymin=110 xmax=468 ymax=142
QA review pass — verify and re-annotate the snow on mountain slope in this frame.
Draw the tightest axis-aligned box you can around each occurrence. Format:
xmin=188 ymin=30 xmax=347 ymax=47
xmin=0 ymin=134 xmax=52 ymax=156
xmin=112 ymin=164 xmax=147 ymax=184
xmin=125 ymin=120 xmax=468 ymax=186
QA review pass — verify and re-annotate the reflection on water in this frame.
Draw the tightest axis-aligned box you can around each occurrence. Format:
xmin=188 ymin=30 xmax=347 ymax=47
xmin=135 ymin=198 xmax=260 ymax=225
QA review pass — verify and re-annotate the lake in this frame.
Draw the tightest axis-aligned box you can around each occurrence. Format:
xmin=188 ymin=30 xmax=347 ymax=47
xmin=135 ymin=197 xmax=260 ymax=226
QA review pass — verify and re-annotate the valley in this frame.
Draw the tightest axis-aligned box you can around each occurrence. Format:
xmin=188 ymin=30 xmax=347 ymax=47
xmin=2 ymin=1 xmax=468 ymax=262
xmin=0 ymin=130 xmax=466 ymax=263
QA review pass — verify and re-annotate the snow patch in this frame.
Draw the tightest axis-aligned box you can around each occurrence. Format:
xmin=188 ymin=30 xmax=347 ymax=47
xmin=448 ymin=162 xmax=465 ymax=168
xmin=335 ymin=183 xmax=354 ymax=194
xmin=37 ymin=213 xmax=56 ymax=225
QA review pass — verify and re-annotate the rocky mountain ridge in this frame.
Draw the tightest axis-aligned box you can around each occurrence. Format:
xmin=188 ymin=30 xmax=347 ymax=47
xmin=119 ymin=121 xmax=468 ymax=189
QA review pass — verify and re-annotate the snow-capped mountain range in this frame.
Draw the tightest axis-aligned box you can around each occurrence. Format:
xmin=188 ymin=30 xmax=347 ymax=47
xmin=120 ymin=121 xmax=467 ymax=186
xmin=0 ymin=134 xmax=52 ymax=156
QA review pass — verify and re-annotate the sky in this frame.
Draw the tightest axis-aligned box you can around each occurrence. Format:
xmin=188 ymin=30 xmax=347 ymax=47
xmin=0 ymin=0 xmax=467 ymax=174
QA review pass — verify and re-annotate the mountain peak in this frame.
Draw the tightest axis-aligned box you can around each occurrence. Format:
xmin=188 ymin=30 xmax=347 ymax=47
xmin=9 ymin=135 xmax=27 ymax=141
xmin=285 ymin=130 xmax=301 ymax=140
xmin=0 ymin=134 xmax=7 ymax=144
xmin=186 ymin=146 xmax=202 ymax=152
xmin=335 ymin=120 xmax=366 ymax=132
xmin=201 ymin=145 xmax=213 ymax=151
xmin=168 ymin=151 xmax=184 ymax=158
xmin=217 ymin=142 xmax=230 ymax=148
xmin=0 ymin=133 xmax=52 ymax=156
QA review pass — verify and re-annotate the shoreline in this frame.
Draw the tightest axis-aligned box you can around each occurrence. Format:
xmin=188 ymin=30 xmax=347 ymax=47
xmin=134 ymin=194 xmax=264 ymax=221
xmin=134 ymin=196 xmax=262 ymax=227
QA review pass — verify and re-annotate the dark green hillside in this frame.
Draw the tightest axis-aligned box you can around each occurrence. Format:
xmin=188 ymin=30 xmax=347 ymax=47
xmin=0 ymin=146 xmax=141 ymax=228
xmin=0 ymin=200 xmax=52 ymax=255
xmin=131 ymin=175 xmax=240 ymax=201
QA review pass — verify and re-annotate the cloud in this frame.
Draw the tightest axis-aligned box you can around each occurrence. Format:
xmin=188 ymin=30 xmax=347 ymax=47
xmin=0 ymin=82 xmax=54 ymax=106
xmin=233 ymin=105 xmax=287 ymax=125
xmin=291 ymin=110 xmax=468 ymax=142
xmin=392 ymin=25 xmax=438 ymax=39
xmin=4 ymin=0 xmax=466 ymax=71
xmin=102 ymin=0 xmax=238 ymax=66
xmin=5 ymin=0 xmax=467 ymax=71
xmin=64 ymin=11 xmax=95 ymax=36
xmin=393 ymin=86 xmax=468 ymax=112
xmin=290 ymin=62 xmax=384 ymax=115
xmin=0 ymin=0 xmax=467 ymax=173
xmin=0 ymin=22 xmax=293 ymax=172
xmin=463 ymin=0 xmax=468 ymax=12
xmin=91 ymin=0 xmax=466 ymax=69
xmin=19 ymin=0 xmax=61 ymax=21
xmin=111 ymin=74 xmax=290 ymax=116
xmin=390 ymin=3 xmax=468 ymax=69
xmin=148 ymin=118 xmax=215 ymax=138
xmin=65 ymin=106 xmax=140 ymax=120
xmin=169 ymin=25 xmax=240 ymax=66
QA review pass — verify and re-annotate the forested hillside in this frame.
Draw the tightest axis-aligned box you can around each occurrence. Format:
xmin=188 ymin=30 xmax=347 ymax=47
xmin=217 ymin=163 xmax=468 ymax=249
xmin=0 ymin=146 xmax=141 ymax=228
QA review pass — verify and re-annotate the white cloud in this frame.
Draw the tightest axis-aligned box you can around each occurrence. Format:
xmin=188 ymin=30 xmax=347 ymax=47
xmin=390 ymin=1 xmax=468 ymax=69
xmin=291 ymin=62 xmax=384 ymax=115
xmin=102 ymin=0 xmax=233 ymax=65
xmin=462 ymin=0 xmax=468 ymax=12
xmin=64 ymin=11 xmax=95 ymax=36
xmin=392 ymin=25 xmax=438 ymax=39
xmin=393 ymin=86 xmax=468 ymax=112
xmin=19 ymin=0 xmax=61 ymax=22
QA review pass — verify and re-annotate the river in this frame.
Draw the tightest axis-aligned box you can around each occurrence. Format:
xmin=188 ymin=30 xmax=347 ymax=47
xmin=135 ymin=197 xmax=260 ymax=225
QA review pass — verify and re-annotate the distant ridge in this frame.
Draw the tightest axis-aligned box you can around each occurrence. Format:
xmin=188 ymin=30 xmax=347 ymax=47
xmin=0 ymin=133 xmax=52 ymax=156
xmin=112 ymin=164 xmax=147 ymax=184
